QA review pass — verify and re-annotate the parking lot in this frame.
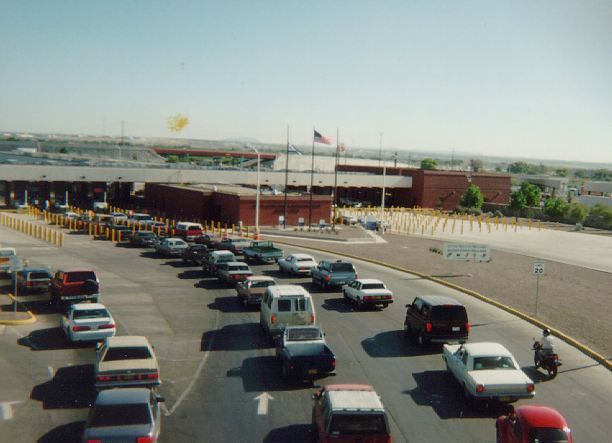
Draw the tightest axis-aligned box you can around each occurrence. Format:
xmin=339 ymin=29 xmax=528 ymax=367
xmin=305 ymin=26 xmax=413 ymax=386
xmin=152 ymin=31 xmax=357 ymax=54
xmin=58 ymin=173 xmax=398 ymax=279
xmin=1 ymin=223 xmax=611 ymax=442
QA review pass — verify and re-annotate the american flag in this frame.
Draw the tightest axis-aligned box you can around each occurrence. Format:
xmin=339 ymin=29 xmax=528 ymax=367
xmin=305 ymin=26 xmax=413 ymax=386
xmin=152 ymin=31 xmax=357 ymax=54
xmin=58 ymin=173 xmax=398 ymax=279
xmin=338 ymin=143 xmax=347 ymax=152
xmin=313 ymin=130 xmax=332 ymax=145
xmin=288 ymin=144 xmax=303 ymax=155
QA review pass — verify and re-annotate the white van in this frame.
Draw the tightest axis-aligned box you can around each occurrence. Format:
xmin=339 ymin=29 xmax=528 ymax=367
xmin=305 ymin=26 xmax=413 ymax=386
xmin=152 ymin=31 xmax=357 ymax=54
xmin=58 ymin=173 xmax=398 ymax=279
xmin=260 ymin=285 xmax=316 ymax=339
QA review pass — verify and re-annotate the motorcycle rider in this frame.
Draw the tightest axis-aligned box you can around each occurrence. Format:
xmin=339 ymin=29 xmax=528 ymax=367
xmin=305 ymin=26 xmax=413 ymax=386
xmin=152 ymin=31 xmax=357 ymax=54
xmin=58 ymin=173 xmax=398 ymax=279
xmin=535 ymin=328 xmax=555 ymax=360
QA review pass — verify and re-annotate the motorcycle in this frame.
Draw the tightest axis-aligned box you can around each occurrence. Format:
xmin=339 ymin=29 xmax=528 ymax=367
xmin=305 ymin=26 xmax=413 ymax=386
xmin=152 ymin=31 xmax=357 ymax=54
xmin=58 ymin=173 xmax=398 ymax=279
xmin=532 ymin=340 xmax=562 ymax=379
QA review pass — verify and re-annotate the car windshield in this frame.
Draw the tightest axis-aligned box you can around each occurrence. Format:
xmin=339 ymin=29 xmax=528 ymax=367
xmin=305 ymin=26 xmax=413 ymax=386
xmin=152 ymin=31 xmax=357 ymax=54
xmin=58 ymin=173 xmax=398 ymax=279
xmin=74 ymin=309 xmax=109 ymax=319
xmin=229 ymin=265 xmax=249 ymax=271
xmin=138 ymin=232 xmax=155 ymax=238
xmin=431 ymin=305 xmax=468 ymax=322
xmin=103 ymin=346 xmax=152 ymax=361
xmin=287 ymin=328 xmax=321 ymax=341
xmin=329 ymin=413 xmax=388 ymax=435
xmin=28 ymin=271 xmax=51 ymax=279
xmin=297 ymin=257 xmax=313 ymax=262
xmin=66 ymin=271 xmax=96 ymax=282
xmin=0 ymin=250 xmax=16 ymax=257
xmin=330 ymin=263 xmax=354 ymax=272
xmin=362 ymin=283 xmax=385 ymax=290
xmin=90 ymin=403 xmax=152 ymax=427
xmin=250 ymin=281 xmax=275 ymax=288
xmin=529 ymin=427 xmax=570 ymax=443
xmin=473 ymin=356 xmax=516 ymax=370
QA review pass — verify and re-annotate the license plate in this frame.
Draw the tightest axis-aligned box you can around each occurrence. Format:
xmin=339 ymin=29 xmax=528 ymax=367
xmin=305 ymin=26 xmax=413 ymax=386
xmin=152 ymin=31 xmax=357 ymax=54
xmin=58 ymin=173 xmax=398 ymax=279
xmin=123 ymin=375 xmax=135 ymax=380
xmin=308 ymin=369 xmax=318 ymax=375
xmin=64 ymin=295 xmax=81 ymax=300
xmin=452 ymin=326 xmax=460 ymax=332
xmin=498 ymin=396 xmax=512 ymax=402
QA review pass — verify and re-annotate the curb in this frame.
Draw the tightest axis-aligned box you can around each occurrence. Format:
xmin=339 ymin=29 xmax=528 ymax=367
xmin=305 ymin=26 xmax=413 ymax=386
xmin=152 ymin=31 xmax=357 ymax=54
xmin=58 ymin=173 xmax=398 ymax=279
xmin=271 ymin=238 xmax=612 ymax=372
xmin=0 ymin=293 xmax=37 ymax=326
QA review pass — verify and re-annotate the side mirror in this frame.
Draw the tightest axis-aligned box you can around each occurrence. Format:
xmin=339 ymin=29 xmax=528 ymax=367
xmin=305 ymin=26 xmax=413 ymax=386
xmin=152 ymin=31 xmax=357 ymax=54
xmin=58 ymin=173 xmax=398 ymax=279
xmin=156 ymin=396 xmax=165 ymax=403
xmin=405 ymin=304 xmax=411 ymax=308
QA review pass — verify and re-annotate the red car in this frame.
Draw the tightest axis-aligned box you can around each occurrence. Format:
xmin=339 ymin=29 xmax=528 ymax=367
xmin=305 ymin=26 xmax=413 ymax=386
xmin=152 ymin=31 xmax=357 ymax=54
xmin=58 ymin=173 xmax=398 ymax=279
xmin=496 ymin=405 xmax=572 ymax=443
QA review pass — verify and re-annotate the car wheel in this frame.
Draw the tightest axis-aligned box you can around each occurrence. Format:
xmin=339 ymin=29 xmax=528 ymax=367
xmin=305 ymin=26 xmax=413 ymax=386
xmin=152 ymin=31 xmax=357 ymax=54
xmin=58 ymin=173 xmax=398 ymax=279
xmin=463 ymin=385 xmax=474 ymax=407
xmin=281 ymin=364 xmax=288 ymax=380
xmin=534 ymin=353 xmax=540 ymax=369
xmin=357 ymin=299 xmax=364 ymax=310
xmin=243 ymin=298 xmax=249 ymax=309
xmin=547 ymin=363 xmax=558 ymax=379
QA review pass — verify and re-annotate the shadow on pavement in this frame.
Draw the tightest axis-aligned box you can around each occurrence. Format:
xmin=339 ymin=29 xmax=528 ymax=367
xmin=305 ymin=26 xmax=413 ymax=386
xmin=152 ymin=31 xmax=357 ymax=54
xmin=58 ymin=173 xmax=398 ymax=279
xmin=263 ymin=424 xmax=313 ymax=442
xmin=321 ymin=297 xmax=354 ymax=313
xmin=162 ymin=260 xmax=191 ymax=268
xmin=139 ymin=251 xmax=164 ymax=259
xmin=31 ymin=364 xmax=96 ymax=409
xmin=407 ymin=370 xmax=511 ymax=419
xmin=361 ymin=330 xmax=440 ymax=357
xmin=228 ymin=356 xmax=313 ymax=392
xmin=201 ymin=322 xmax=270 ymax=351
xmin=18 ymin=327 xmax=94 ymax=351
xmin=177 ymin=269 xmax=204 ymax=280
xmin=196 ymin=279 xmax=229 ymax=290
xmin=207 ymin=296 xmax=245 ymax=313
xmin=19 ymin=299 xmax=58 ymax=316
xmin=38 ymin=421 xmax=86 ymax=443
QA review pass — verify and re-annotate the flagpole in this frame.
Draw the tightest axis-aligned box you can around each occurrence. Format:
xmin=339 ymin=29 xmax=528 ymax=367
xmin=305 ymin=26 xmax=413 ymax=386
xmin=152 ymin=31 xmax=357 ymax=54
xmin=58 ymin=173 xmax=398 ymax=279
xmin=283 ymin=125 xmax=289 ymax=228
xmin=332 ymin=128 xmax=339 ymax=231
xmin=308 ymin=128 xmax=315 ymax=230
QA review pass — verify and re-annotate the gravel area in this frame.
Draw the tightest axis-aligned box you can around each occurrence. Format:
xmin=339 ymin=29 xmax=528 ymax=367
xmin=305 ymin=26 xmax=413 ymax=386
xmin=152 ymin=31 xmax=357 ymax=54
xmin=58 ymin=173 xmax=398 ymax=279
xmin=269 ymin=232 xmax=611 ymax=360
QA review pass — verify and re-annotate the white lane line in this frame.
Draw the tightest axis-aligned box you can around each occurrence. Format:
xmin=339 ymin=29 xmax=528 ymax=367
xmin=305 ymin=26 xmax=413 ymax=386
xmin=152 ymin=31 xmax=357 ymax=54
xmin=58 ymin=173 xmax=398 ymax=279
xmin=47 ymin=366 xmax=54 ymax=378
xmin=165 ymin=310 xmax=219 ymax=416
xmin=0 ymin=402 xmax=21 ymax=421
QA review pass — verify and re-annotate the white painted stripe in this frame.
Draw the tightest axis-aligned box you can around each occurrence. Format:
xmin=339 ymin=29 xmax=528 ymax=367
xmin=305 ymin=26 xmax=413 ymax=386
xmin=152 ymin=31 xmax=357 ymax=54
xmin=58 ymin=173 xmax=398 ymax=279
xmin=165 ymin=310 xmax=219 ymax=416
xmin=47 ymin=366 xmax=54 ymax=378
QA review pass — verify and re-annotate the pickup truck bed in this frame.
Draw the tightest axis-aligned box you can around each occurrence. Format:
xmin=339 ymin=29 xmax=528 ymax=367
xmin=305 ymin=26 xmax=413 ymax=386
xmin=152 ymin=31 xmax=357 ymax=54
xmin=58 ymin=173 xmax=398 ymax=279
xmin=278 ymin=344 xmax=336 ymax=380
xmin=243 ymin=241 xmax=283 ymax=263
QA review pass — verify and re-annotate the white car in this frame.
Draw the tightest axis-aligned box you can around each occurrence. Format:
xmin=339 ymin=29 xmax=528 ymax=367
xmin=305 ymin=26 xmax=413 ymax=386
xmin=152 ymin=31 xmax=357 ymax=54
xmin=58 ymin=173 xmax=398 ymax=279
xmin=95 ymin=336 xmax=160 ymax=390
xmin=155 ymin=238 xmax=188 ymax=257
xmin=342 ymin=279 xmax=394 ymax=309
xmin=60 ymin=303 xmax=116 ymax=342
xmin=277 ymin=253 xmax=317 ymax=275
xmin=443 ymin=342 xmax=535 ymax=404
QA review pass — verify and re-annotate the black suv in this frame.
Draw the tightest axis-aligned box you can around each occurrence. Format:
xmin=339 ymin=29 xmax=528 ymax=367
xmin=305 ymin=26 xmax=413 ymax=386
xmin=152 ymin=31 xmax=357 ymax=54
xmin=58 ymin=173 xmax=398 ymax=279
xmin=403 ymin=295 xmax=469 ymax=346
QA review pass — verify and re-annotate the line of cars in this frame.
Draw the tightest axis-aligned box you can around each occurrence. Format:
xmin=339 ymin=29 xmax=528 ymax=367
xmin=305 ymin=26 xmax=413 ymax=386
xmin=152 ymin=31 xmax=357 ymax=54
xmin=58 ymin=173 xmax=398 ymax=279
xmin=6 ymin=243 xmax=166 ymax=443
xmin=128 ymin=226 xmax=573 ymax=442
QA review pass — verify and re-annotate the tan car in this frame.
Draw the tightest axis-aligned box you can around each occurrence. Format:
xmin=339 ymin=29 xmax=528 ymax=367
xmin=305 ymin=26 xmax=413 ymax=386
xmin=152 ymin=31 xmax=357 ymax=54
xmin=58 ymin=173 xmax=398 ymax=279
xmin=236 ymin=276 xmax=276 ymax=308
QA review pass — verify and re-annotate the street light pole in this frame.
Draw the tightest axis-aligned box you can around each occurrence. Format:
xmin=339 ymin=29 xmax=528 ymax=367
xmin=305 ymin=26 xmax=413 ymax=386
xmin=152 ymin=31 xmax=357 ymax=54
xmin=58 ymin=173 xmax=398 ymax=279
xmin=248 ymin=145 xmax=261 ymax=236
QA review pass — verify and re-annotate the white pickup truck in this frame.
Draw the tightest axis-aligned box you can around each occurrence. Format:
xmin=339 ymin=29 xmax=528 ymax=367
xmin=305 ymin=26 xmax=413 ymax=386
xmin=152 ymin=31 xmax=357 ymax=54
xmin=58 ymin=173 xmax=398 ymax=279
xmin=0 ymin=247 xmax=17 ymax=275
xmin=442 ymin=342 xmax=535 ymax=404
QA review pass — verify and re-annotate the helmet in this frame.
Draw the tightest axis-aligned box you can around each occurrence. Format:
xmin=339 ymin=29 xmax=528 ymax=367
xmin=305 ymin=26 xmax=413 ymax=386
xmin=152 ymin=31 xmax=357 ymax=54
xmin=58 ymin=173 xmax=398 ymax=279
xmin=543 ymin=329 xmax=551 ymax=337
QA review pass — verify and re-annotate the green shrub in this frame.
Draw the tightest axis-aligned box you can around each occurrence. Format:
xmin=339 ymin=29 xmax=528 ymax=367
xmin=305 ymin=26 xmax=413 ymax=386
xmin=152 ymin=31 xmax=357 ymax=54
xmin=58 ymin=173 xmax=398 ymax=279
xmin=565 ymin=203 xmax=588 ymax=224
xmin=460 ymin=184 xmax=484 ymax=209
xmin=543 ymin=198 xmax=568 ymax=221
xmin=584 ymin=204 xmax=612 ymax=230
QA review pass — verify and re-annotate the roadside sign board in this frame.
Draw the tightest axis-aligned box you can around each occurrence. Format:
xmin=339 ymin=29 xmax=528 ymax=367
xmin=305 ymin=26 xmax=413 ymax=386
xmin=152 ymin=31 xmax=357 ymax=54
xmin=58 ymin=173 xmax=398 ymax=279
xmin=533 ymin=260 xmax=545 ymax=275
xmin=443 ymin=243 xmax=491 ymax=262
xmin=9 ymin=256 xmax=23 ymax=272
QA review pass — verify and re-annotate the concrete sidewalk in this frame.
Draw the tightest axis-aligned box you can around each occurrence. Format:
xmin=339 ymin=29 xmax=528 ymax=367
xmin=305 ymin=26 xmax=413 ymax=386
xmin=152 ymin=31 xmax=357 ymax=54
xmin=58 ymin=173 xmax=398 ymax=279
xmin=0 ymin=290 xmax=34 ymax=324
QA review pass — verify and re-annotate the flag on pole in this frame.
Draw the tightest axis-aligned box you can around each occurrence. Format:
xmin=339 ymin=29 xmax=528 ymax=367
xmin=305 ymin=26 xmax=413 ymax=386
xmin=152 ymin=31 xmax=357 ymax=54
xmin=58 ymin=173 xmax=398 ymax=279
xmin=338 ymin=142 xmax=347 ymax=152
xmin=288 ymin=144 xmax=303 ymax=155
xmin=313 ymin=130 xmax=332 ymax=145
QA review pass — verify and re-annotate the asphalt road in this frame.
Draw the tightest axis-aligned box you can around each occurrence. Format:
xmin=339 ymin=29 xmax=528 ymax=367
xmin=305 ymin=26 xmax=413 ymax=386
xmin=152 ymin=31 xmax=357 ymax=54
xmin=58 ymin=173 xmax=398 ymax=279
xmin=0 ymin=226 xmax=610 ymax=442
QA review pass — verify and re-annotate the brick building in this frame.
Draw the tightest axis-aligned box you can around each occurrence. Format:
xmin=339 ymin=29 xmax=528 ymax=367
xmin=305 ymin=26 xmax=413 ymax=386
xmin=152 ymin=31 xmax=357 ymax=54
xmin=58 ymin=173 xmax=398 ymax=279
xmin=144 ymin=183 xmax=332 ymax=226
xmin=336 ymin=165 xmax=510 ymax=210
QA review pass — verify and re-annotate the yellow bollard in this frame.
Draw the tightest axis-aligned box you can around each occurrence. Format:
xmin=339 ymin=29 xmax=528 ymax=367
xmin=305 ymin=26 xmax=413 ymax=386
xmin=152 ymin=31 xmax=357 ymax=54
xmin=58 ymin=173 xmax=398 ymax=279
xmin=59 ymin=233 xmax=64 ymax=247
xmin=106 ymin=227 xmax=110 ymax=240
xmin=112 ymin=229 xmax=116 ymax=243
xmin=246 ymin=226 xmax=249 ymax=238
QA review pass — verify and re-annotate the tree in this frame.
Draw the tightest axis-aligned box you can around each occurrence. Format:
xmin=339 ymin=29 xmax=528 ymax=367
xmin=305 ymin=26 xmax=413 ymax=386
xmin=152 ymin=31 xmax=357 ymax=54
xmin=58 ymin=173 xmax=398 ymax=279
xmin=507 ymin=161 xmax=530 ymax=174
xmin=566 ymin=203 xmax=588 ymax=224
xmin=591 ymin=169 xmax=612 ymax=181
xmin=469 ymin=158 xmax=484 ymax=172
xmin=509 ymin=190 xmax=527 ymax=212
xmin=460 ymin=184 xmax=484 ymax=209
xmin=554 ymin=168 xmax=568 ymax=177
xmin=59 ymin=147 xmax=69 ymax=154
xmin=518 ymin=182 xmax=541 ymax=207
xmin=543 ymin=198 xmax=568 ymax=221
xmin=420 ymin=158 xmax=437 ymax=170
xmin=166 ymin=155 xmax=178 ymax=163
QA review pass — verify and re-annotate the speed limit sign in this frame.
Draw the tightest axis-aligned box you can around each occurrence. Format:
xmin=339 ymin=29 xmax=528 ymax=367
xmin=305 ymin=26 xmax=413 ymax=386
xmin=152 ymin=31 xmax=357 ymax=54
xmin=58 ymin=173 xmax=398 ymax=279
xmin=533 ymin=260 xmax=545 ymax=275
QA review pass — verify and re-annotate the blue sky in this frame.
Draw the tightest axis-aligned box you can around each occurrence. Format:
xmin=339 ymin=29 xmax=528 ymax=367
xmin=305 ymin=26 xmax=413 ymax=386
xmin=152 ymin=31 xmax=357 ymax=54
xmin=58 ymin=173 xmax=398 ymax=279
xmin=1 ymin=0 xmax=611 ymax=163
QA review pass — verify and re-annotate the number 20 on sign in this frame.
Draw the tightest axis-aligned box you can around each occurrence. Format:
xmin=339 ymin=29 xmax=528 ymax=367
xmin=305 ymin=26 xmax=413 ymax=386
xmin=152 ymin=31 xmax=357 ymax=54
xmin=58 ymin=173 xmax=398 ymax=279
xmin=533 ymin=261 xmax=545 ymax=275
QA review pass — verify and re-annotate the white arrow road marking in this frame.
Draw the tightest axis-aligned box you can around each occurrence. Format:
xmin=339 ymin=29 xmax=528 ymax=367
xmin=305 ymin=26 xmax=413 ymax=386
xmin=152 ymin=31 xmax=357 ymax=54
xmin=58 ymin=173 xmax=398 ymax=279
xmin=0 ymin=402 xmax=21 ymax=421
xmin=254 ymin=392 xmax=274 ymax=415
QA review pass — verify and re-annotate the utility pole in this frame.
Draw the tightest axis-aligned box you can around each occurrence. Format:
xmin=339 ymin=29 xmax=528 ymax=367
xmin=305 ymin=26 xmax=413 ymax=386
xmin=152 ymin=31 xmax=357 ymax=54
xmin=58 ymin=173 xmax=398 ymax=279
xmin=378 ymin=132 xmax=383 ymax=166
xmin=308 ymin=130 xmax=315 ymax=229
xmin=332 ymin=128 xmax=340 ymax=230
xmin=283 ymin=125 xmax=289 ymax=229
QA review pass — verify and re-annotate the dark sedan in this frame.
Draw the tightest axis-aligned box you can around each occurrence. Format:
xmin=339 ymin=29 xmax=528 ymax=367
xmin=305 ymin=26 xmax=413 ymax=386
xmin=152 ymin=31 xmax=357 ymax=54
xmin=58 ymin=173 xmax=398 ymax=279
xmin=129 ymin=231 xmax=159 ymax=248
xmin=82 ymin=388 xmax=164 ymax=443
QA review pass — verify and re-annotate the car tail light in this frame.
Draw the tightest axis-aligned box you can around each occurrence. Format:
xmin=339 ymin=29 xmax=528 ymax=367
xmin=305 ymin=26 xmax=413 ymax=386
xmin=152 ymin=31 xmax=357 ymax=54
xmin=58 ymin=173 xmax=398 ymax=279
xmin=136 ymin=437 xmax=157 ymax=443
xmin=364 ymin=296 xmax=372 ymax=301
xmin=72 ymin=325 xmax=91 ymax=332
xmin=527 ymin=383 xmax=535 ymax=393
xmin=147 ymin=373 xmax=159 ymax=380
xmin=271 ymin=315 xmax=276 ymax=324
xmin=98 ymin=323 xmax=115 ymax=329
xmin=476 ymin=384 xmax=485 ymax=393
xmin=325 ymin=275 xmax=331 ymax=281
xmin=97 ymin=375 xmax=111 ymax=381
xmin=466 ymin=322 xmax=470 ymax=333
xmin=26 ymin=281 xmax=31 ymax=287
xmin=426 ymin=322 xmax=432 ymax=333
xmin=86 ymin=440 xmax=102 ymax=443
xmin=310 ymin=314 xmax=315 ymax=323
xmin=385 ymin=295 xmax=392 ymax=300
xmin=331 ymin=358 xmax=336 ymax=369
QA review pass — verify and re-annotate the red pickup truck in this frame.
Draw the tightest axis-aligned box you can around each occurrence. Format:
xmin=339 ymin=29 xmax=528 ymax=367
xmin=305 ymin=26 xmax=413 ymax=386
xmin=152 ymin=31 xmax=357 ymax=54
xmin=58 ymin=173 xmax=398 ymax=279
xmin=50 ymin=269 xmax=100 ymax=307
